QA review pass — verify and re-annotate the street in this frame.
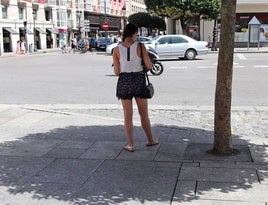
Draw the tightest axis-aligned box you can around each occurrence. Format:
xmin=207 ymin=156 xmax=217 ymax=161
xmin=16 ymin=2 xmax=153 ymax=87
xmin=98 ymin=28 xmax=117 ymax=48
xmin=0 ymin=52 xmax=267 ymax=106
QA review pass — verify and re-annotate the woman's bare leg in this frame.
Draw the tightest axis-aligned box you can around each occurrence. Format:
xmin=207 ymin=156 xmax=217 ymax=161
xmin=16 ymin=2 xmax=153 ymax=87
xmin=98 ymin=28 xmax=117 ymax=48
xmin=121 ymin=99 xmax=134 ymax=147
xmin=135 ymin=97 xmax=157 ymax=144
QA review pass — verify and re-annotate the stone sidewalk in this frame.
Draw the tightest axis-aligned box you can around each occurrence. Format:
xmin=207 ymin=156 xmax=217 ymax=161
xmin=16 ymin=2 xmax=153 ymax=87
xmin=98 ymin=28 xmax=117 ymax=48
xmin=0 ymin=104 xmax=267 ymax=205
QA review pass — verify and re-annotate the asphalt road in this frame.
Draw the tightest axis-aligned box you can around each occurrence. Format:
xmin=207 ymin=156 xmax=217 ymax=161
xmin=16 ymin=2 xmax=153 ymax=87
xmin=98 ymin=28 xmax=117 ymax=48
xmin=0 ymin=52 xmax=267 ymax=106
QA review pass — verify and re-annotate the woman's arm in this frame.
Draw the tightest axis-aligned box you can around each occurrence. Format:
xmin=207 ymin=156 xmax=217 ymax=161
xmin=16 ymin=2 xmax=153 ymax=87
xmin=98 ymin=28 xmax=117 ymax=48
xmin=140 ymin=43 xmax=153 ymax=70
xmin=112 ymin=47 xmax=120 ymax=75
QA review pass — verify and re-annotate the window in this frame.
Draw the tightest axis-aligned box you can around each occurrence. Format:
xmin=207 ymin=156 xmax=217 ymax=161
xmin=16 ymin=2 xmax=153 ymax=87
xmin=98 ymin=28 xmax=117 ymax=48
xmin=171 ymin=36 xmax=188 ymax=43
xmin=45 ymin=10 xmax=51 ymax=21
xmin=18 ymin=7 xmax=24 ymax=20
xmin=2 ymin=6 xmax=7 ymax=19
xmin=158 ymin=37 xmax=170 ymax=44
xmin=57 ymin=10 xmax=67 ymax=27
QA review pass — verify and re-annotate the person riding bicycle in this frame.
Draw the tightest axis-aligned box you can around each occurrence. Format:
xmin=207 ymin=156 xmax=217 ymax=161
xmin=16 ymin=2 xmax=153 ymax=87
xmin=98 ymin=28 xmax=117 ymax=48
xmin=78 ymin=38 xmax=85 ymax=53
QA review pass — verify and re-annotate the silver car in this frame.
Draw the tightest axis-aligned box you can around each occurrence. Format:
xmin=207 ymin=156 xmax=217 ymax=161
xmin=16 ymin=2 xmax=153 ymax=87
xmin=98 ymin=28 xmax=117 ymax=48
xmin=144 ymin=35 xmax=209 ymax=60
xmin=106 ymin=36 xmax=151 ymax=54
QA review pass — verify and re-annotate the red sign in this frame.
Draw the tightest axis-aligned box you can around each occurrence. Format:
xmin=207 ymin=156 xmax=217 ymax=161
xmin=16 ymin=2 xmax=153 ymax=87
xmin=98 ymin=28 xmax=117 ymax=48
xmin=102 ymin=22 xmax=109 ymax=31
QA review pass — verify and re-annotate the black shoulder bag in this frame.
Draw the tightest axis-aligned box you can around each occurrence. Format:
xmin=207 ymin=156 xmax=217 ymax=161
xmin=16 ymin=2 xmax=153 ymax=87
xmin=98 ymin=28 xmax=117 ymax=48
xmin=139 ymin=43 xmax=154 ymax=99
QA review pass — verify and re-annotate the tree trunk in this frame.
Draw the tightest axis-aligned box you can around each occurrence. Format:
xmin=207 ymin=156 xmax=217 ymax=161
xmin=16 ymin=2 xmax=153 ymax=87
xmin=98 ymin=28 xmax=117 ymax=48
xmin=211 ymin=20 xmax=218 ymax=51
xmin=214 ymin=0 xmax=237 ymax=154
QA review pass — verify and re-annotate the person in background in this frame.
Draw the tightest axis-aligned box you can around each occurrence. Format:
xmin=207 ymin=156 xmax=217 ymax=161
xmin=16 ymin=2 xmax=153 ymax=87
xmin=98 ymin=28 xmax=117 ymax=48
xmin=20 ymin=40 xmax=26 ymax=54
xmin=112 ymin=23 xmax=159 ymax=152
xmin=16 ymin=40 xmax=21 ymax=54
xmin=192 ymin=28 xmax=199 ymax=40
xmin=69 ymin=35 xmax=78 ymax=54
xmin=84 ymin=37 xmax=89 ymax=52
xmin=61 ymin=41 xmax=67 ymax=54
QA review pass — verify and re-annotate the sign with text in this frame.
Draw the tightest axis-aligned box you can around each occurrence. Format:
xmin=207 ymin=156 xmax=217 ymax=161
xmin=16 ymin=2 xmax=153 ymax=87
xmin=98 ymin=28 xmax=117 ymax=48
xmin=84 ymin=19 xmax=90 ymax=32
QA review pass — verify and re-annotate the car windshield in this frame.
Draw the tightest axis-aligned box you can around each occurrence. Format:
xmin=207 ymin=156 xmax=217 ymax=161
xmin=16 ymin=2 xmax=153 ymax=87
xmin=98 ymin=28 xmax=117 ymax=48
xmin=137 ymin=37 xmax=150 ymax=42
xmin=145 ymin=36 xmax=160 ymax=44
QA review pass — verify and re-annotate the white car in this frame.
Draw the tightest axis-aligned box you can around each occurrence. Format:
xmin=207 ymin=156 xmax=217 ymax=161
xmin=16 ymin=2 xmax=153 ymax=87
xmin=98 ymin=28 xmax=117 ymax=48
xmin=106 ymin=36 xmax=151 ymax=54
xmin=144 ymin=34 xmax=209 ymax=60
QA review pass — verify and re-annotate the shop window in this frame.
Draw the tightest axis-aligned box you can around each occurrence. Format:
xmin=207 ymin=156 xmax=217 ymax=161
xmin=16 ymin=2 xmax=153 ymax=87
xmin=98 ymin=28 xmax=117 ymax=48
xmin=2 ymin=6 xmax=7 ymax=19
xmin=235 ymin=14 xmax=268 ymax=43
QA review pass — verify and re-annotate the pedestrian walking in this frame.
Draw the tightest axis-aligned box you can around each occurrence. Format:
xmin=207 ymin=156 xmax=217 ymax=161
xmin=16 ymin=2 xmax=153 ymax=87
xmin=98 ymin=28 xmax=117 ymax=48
xmin=112 ymin=23 xmax=158 ymax=152
xmin=16 ymin=40 xmax=21 ymax=54
xmin=84 ymin=37 xmax=89 ymax=52
xmin=69 ymin=35 xmax=78 ymax=54
xmin=20 ymin=40 xmax=26 ymax=54
xmin=61 ymin=41 xmax=67 ymax=54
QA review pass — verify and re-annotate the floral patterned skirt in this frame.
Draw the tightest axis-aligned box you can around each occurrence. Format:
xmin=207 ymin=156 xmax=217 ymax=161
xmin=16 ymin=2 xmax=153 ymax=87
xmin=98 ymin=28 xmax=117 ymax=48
xmin=116 ymin=72 xmax=146 ymax=100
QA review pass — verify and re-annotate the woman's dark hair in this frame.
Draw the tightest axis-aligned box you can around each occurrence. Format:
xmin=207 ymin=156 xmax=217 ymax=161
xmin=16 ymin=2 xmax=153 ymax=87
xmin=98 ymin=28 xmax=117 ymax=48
xmin=122 ymin=23 xmax=138 ymax=42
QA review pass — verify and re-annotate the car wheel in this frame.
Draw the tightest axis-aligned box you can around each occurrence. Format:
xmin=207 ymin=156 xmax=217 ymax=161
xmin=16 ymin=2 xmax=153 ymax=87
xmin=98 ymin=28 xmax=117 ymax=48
xmin=185 ymin=49 xmax=196 ymax=60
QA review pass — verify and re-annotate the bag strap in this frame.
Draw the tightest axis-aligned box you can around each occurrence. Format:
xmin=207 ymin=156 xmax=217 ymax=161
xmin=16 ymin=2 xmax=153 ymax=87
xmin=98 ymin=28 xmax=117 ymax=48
xmin=139 ymin=43 xmax=150 ymax=84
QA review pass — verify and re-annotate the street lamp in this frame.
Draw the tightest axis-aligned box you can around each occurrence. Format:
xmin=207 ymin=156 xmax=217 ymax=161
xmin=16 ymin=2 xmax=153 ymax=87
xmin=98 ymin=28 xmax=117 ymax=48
xmin=76 ymin=10 xmax=82 ymax=39
xmin=32 ymin=10 xmax=37 ymax=52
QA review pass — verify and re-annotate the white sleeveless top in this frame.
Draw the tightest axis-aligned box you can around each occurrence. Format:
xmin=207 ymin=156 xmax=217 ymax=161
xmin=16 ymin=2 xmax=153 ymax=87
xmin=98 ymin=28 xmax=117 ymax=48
xmin=118 ymin=41 xmax=143 ymax=73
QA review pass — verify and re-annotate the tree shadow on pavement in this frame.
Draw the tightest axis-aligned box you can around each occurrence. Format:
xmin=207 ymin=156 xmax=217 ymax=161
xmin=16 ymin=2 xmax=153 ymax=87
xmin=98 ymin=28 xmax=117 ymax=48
xmin=0 ymin=125 xmax=267 ymax=204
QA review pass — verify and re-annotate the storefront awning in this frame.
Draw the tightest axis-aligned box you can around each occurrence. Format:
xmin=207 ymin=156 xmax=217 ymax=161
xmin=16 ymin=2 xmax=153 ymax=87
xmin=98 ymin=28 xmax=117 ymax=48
xmin=3 ymin=27 xmax=19 ymax=34
xmin=19 ymin=27 xmax=33 ymax=34
xmin=35 ymin=27 xmax=47 ymax=34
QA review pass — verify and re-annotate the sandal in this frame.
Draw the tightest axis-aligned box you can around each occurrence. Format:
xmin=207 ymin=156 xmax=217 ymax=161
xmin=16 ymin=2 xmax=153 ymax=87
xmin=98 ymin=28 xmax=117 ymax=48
xmin=124 ymin=145 xmax=135 ymax=152
xmin=146 ymin=140 xmax=159 ymax=147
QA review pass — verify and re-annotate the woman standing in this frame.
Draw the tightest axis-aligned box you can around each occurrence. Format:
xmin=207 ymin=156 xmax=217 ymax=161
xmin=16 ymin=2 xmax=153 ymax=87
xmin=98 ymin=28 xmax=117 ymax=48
xmin=112 ymin=23 xmax=158 ymax=152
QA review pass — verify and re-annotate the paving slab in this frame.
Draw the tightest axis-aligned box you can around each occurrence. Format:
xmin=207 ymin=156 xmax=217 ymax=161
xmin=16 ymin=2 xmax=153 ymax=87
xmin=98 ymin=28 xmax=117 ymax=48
xmin=178 ymin=166 xmax=259 ymax=183
xmin=0 ymin=107 xmax=30 ymax=125
xmin=172 ymin=199 xmax=265 ymax=205
xmin=196 ymin=181 xmax=268 ymax=203
xmin=0 ymin=190 xmax=72 ymax=205
xmin=249 ymin=144 xmax=268 ymax=163
xmin=137 ymin=167 xmax=179 ymax=204
xmin=72 ymin=160 xmax=179 ymax=205
xmin=172 ymin=180 xmax=196 ymax=202
xmin=80 ymin=141 xmax=125 ymax=160
xmin=17 ymin=182 xmax=80 ymax=202
xmin=31 ymin=159 xmax=103 ymax=184
xmin=154 ymin=142 xmax=188 ymax=162
xmin=184 ymin=143 xmax=252 ymax=162
xmin=257 ymin=169 xmax=268 ymax=184
xmin=0 ymin=156 xmax=54 ymax=187
xmin=57 ymin=140 xmax=95 ymax=149
xmin=0 ymin=139 xmax=62 ymax=157
xmin=43 ymin=148 xmax=87 ymax=159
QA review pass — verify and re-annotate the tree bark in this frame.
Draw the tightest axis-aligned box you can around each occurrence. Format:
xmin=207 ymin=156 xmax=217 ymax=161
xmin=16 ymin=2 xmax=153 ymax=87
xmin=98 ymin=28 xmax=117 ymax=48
xmin=211 ymin=20 xmax=218 ymax=51
xmin=214 ymin=0 xmax=237 ymax=154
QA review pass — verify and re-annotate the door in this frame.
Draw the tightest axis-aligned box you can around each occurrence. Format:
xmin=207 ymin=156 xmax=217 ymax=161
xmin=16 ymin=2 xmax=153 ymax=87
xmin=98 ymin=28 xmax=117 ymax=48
xmin=154 ymin=36 xmax=172 ymax=57
xmin=170 ymin=36 xmax=189 ymax=57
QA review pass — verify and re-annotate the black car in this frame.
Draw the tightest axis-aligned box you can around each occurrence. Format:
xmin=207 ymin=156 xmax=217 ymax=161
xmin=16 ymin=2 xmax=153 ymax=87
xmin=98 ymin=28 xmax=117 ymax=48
xmin=96 ymin=37 xmax=113 ymax=51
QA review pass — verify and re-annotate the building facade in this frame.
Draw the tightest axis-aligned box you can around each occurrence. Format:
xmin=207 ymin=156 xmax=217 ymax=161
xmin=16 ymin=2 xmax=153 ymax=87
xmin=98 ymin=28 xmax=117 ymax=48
xmin=165 ymin=0 xmax=268 ymax=46
xmin=0 ymin=0 xmax=147 ymax=54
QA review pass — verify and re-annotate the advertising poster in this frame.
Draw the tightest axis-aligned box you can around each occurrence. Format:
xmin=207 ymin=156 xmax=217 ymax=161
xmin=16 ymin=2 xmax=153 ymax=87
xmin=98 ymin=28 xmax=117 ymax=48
xmin=260 ymin=24 xmax=268 ymax=42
